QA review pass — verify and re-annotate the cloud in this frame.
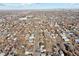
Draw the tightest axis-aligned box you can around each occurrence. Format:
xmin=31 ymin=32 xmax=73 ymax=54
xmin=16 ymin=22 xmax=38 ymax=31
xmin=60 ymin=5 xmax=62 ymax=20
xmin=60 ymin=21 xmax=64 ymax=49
xmin=0 ymin=3 xmax=6 ymax=6
xmin=20 ymin=3 xmax=33 ymax=6
xmin=69 ymin=3 xmax=79 ymax=6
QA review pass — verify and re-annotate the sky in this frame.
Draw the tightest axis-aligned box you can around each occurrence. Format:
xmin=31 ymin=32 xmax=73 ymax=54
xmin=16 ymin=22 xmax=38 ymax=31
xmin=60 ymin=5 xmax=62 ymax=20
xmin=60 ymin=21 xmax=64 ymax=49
xmin=0 ymin=3 xmax=79 ymax=10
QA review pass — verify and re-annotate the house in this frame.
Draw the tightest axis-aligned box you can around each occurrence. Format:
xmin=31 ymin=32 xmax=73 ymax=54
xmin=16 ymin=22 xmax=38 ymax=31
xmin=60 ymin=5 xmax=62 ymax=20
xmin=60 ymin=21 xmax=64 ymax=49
xmin=28 ymin=33 xmax=35 ymax=43
xmin=75 ymin=39 xmax=79 ymax=44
